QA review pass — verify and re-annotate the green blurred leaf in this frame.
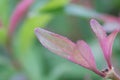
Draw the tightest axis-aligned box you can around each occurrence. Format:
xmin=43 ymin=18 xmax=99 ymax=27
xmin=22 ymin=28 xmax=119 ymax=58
xmin=40 ymin=0 xmax=69 ymax=12
xmin=0 ymin=0 xmax=10 ymax=26
xmin=18 ymin=14 xmax=52 ymax=52
xmin=18 ymin=48 xmax=43 ymax=80
xmin=48 ymin=63 xmax=101 ymax=80
xmin=0 ymin=28 xmax=7 ymax=45
xmin=13 ymin=14 xmax=52 ymax=80
xmin=0 ymin=56 xmax=15 ymax=80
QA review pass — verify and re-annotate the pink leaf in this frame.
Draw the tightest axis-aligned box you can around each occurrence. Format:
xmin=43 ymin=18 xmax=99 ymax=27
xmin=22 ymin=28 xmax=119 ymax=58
xmin=9 ymin=0 xmax=34 ymax=36
xmin=34 ymin=28 xmax=105 ymax=77
xmin=106 ymin=30 xmax=119 ymax=68
xmin=90 ymin=19 xmax=119 ymax=69
xmin=74 ymin=40 xmax=104 ymax=76
xmin=34 ymin=28 xmax=76 ymax=58
xmin=107 ymin=30 xmax=118 ymax=58
xmin=76 ymin=40 xmax=96 ymax=70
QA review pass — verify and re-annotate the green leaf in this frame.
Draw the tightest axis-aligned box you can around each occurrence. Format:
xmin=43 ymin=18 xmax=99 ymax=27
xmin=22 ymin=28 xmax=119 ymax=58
xmin=0 ymin=55 xmax=15 ymax=80
xmin=0 ymin=0 xmax=10 ymax=26
xmin=48 ymin=63 xmax=101 ymax=80
xmin=17 ymin=48 xmax=44 ymax=80
xmin=18 ymin=14 xmax=52 ymax=52
xmin=40 ymin=0 xmax=69 ymax=12
xmin=0 ymin=28 xmax=7 ymax=45
xmin=13 ymin=14 xmax=52 ymax=80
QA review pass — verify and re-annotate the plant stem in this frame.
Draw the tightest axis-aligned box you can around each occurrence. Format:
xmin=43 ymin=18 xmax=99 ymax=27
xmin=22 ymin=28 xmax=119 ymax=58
xmin=105 ymin=68 xmax=120 ymax=80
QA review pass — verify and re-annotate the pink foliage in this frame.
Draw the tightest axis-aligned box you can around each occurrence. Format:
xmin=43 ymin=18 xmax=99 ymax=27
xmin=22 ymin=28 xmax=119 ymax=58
xmin=9 ymin=0 xmax=34 ymax=36
xmin=34 ymin=19 xmax=118 ymax=77
xmin=90 ymin=19 xmax=119 ymax=69
xmin=35 ymin=27 xmax=105 ymax=77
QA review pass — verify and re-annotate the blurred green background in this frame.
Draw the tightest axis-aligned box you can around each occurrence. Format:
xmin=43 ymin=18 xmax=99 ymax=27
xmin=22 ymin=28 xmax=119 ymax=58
xmin=0 ymin=0 xmax=120 ymax=80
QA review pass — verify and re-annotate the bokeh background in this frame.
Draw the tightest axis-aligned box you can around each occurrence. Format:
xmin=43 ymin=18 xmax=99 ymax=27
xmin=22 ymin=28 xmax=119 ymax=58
xmin=0 ymin=0 xmax=120 ymax=80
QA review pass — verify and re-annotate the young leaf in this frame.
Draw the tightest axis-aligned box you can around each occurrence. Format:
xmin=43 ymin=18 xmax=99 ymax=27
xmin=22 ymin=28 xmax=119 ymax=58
xmin=18 ymin=14 xmax=52 ymax=52
xmin=40 ymin=0 xmax=69 ymax=12
xmin=90 ymin=19 xmax=119 ymax=69
xmin=35 ymin=28 xmax=76 ymax=58
xmin=34 ymin=28 xmax=105 ymax=77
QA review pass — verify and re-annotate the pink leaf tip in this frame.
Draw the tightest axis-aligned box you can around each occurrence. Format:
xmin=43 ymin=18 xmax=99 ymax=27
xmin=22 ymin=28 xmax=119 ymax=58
xmin=90 ymin=19 xmax=107 ymax=40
